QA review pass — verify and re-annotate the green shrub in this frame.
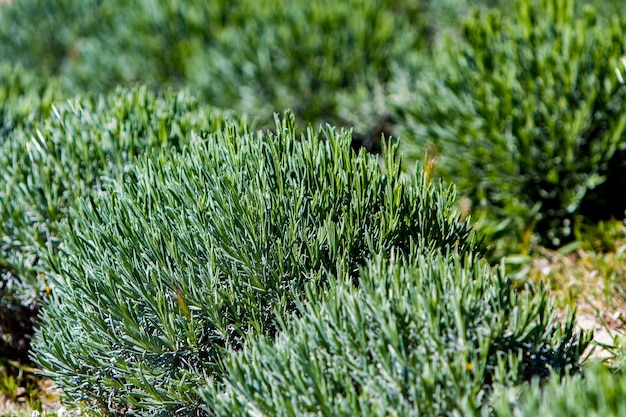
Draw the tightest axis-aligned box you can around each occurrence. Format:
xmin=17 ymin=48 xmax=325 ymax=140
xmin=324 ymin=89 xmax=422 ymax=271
xmin=193 ymin=0 xmax=427 ymax=126
xmin=0 ymin=0 xmax=428 ymax=128
xmin=33 ymin=113 xmax=482 ymax=415
xmin=0 ymin=85 xmax=238 ymax=363
xmin=0 ymin=0 xmax=247 ymax=93
xmin=579 ymin=0 xmax=626 ymax=19
xmin=0 ymin=63 xmax=65 ymax=364
xmin=0 ymin=63 xmax=64 ymax=134
xmin=392 ymin=0 xmax=626 ymax=251
xmin=491 ymin=364 xmax=626 ymax=417
xmin=0 ymin=0 xmax=101 ymax=78
xmin=202 ymin=252 xmax=590 ymax=417
xmin=56 ymin=0 xmax=234 ymax=93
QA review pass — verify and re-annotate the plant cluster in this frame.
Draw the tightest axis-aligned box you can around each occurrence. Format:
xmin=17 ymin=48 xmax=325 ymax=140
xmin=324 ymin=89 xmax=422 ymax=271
xmin=0 ymin=64 xmax=64 ymax=134
xmin=0 ymin=0 xmax=624 ymax=415
xmin=33 ymin=111 xmax=483 ymax=415
xmin=392 ymin=0 xmax=626 ymax=252
xmin=0 ymin=0 xmax=428 ymax=129
xmin=0 ymin=84 xmax=242 ymax=362
xmin=0 ymin=64 xmax=65 ymax=363
xmin=204 ymin=252 xmax=588 ymax=417
xmin=491 ymin=364 xmax=626 ymax=417
xmin=193 ymin=0 xmax=427 ymax=127
xmin=0 ymin=0 xmax=222 ymax=90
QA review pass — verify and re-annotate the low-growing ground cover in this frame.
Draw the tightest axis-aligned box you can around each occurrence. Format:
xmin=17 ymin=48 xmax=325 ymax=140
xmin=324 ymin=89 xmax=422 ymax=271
xmin=0 ymin=0 xmax=626 ymax=415
xmin=0 ymin=0 xmax=429 ymax=131
xmin=491 ymin=363 xmax=626 ymax=417
xmin=203 ymin=252 xmax=588 ymax=416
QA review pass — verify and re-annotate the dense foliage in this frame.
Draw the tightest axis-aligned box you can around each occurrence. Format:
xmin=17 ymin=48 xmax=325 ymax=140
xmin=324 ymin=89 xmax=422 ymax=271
xmin=0 ymin=0 xmax=218 ymax=90
xmin=33 ymin=113 xmax=482 ymax=415
xmin=0 ymin=85 xmax=241 ymax=362
xmin=0 ymin=0 xmax=428 ymax=128
xmin=0 ymin=63 xmax=63 ymax=133
xmin=392 ymin=0 xmax=626 ymax=251
xmin=193 ymin=0 xmax=427 ymax=127
xmin=0 ymin=64 xmax=64 ymax=362
xmin=204 ymin=252 xmax=589 ymax=416
xmin=0 ymin=0 xmax=624 ymax=415
xmin=492 ymin=364 xmax=626 ymax=417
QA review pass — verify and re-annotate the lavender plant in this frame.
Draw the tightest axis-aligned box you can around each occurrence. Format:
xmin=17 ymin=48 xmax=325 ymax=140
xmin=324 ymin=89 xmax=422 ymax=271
xmin=33 ymin=113 xmax=482 ymax=416
xmin=392 ymin=0 xmax=626 ymax=252
xmin=1 ymin=85 xmax=241 ymax=363
xmin=204 ymin=252 xmax=590 ymax=416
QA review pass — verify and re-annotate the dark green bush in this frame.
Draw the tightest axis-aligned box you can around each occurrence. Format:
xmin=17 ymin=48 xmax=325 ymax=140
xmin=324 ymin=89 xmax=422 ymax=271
xmin=0 ymin=63 xmax=64 ymax=134
xmin=202 ymin=252 xmax=590 ymax=416
xmin=0 ymin=63 xmax=65 ymax=363
xmin=0 ymin=85 xmax=238 ymax=362
xmin=0 ymin=0 xmax=428 ymax=128
xmin=392 ymin=0 xmax=626 ymax=251
xmin=33 ymin=113 xmax=482 ymax=415
xmin=0 ymin=0 xmax=228 ymax=91
xmin=492 ymin=364 xmax=626 ymax=417
xmin=194 ymin=0 xmax=427 ymax=126
xmin=0 ymin=0 xmax=101 ymax=77
xmin=55 ymin=0 xmax=233 ymax=93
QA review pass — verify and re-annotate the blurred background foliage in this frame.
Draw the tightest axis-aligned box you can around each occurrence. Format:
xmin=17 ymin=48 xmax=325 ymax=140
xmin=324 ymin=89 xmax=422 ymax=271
xmin=0 ymin=0 xmax=428 ymax=131
xmin=391 ymin=0 xmax=626 ymax=258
